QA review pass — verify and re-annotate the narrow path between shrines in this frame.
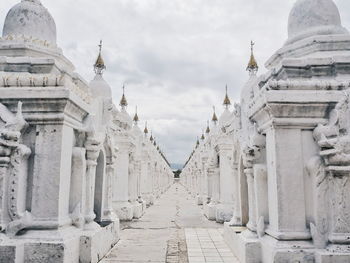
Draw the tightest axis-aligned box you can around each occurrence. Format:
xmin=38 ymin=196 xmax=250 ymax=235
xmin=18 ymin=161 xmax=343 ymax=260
xmin=101 ymin=182 xmax=238 ymax=263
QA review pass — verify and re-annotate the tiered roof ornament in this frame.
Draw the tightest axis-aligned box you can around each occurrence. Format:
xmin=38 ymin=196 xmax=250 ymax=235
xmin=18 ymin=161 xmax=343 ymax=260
xmin=206 ymin=120 xmax=211 ymax=134
xmin=246 ymin=41 xmax=258 ymax=75
xmin=223 ymin=85 xmax=231 ymax=109
xmin=212 ymin=106 xmax=218 ymax=123
xmin=120 ymin=85 xmax=128 ymax=109
xmin=201 ymin=130 xmax=205 ymax=141
xmin=133 ymin=106 xmax=139 ymax=124
xmin=94 ymin=40 xmax=106 ymax=75
xmin=144 ymin=122 xmax=149 ymax=134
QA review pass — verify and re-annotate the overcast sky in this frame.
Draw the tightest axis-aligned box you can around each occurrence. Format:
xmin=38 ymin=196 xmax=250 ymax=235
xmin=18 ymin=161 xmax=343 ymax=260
xmin=1 ymin=0 xmax=350 ymax=165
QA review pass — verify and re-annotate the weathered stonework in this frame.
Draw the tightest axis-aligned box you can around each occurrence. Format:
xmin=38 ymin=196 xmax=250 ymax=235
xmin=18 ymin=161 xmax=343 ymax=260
xmin=0 ymin=0 xmax=174 ymax=262
xmin=181 ymin=0 xmax=350 ymax=262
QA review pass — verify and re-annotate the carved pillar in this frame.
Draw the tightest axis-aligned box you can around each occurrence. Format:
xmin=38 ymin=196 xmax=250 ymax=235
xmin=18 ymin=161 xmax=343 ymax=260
xmin=229 ymin=163 xmax=241 ymax=226
xmin=31 ymin=125 xmax=74 ymax=226
xmin=84 ymin=135 xmax=102 ymax=226
xmin=0 ymin=149 xmax=11 ymax=230
xmin=254 ymin=164 xmax=269 ymax=236
xmin=245 ymin=167 xmax=257 ymax=232
xmin=211 ymin=168 xmax=220 ymax=204
xmin=113 ymin=141 xmax=134 ymax=221
xmin=328 ymin=171 xmax=350 ymax=244
xmin=202 ymin=157 xmax=209 ymax=203
xmin=103 ymin=162 xmax=117 ymax=222
xmin=265 ymin=127 xmax=309 ymax=240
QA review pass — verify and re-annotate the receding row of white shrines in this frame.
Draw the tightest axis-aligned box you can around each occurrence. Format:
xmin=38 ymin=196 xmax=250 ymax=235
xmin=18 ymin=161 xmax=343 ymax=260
xmin=0 ymin=0 xmax=173 ymax=262
xmin=181 ymin=0 xmax=350 ymax=262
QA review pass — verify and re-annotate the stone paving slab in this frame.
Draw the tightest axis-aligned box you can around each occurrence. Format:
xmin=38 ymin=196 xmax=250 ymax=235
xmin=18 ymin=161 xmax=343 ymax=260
xmin=185 ymin=228 xmax=239 ymax=263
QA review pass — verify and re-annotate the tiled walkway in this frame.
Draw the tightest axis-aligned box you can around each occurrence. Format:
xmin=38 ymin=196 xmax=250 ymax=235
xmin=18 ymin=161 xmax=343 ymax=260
xmin=102 ymin=183 xmax=228 ymax=262
xmin=185 ymin=228 xmax=239 ymax=263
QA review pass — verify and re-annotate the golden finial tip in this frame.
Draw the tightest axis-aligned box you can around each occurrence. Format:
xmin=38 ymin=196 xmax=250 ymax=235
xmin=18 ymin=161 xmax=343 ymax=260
xmin=223 ymin=85 xmax=231 ymax=107
xmin=212 ymin=106 xmax=218 ymax=122
xmin=120 ymin=85 xmax=128 ymax=107
xmin=247 ymin=40 xmax=258 ymax=73
xmin=94 ymin=40 xmax=106 ymax=75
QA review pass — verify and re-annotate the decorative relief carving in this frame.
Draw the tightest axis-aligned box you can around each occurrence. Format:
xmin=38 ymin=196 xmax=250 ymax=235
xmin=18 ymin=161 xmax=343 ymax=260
xmin=0 ymin=102 xmax=32 ymax=235
xmin=310 ymin=91 xmax=350 ymax=246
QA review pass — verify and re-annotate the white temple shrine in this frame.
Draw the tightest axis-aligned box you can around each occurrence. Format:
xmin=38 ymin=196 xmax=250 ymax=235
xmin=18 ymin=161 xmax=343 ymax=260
xmin=0 ymin=0 xmax=173 ymax=262
xmin=1 ymin=0 xmax=350 ymax=262
xmin=181 ymin=0 xmax=350 ymax=262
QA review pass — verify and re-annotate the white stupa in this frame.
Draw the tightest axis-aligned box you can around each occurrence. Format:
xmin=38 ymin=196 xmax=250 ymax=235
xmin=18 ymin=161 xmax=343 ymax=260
xmin=2 ymin=0 xmax=57 ymax=45
xmin=286 ymin=0 xmax=348 ymax=45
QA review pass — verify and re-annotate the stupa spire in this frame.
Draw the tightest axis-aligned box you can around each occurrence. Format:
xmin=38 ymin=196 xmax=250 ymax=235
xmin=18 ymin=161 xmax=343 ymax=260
xmin=201 ymin=129 xmax=205 ymax=141
xmin=94 ymin=40 xmax=106 ymax=75
xmin=223 ymin=85 xmax=231 ymax=109
xmin=247 ymin=41 xmax=258 ymax=75
xmin=144 ymin=121 xmax=149 ymax=134
xmin=212 ymin=106 xmax=218 ymax=123
xmin=120 ymin=85 xmax=128 ymax=109
xmin=206 ymin=120 xmax=211 ymax=134
xmin=133 ymin=106 xmax=139 ymax=124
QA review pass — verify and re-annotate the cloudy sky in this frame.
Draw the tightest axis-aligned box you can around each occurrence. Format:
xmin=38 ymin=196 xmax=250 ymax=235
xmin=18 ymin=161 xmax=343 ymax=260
xmin=1 ymin=0 xmax=350 ymax=165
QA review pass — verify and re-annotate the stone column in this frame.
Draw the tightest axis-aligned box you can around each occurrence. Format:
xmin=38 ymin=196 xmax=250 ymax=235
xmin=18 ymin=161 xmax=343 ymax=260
xmin=113 ymin=142 xmax=133 ymax=221
xmin=84 ymin=135 xmax=102 ymax=228
xmin=216 ymin=144 xmax=234 ymax=223
xmin=254 ymin=164 xmax=268 ymax=236
xmin=0 ymin=151 xmax=11 ymax=230
xmin=202 ymin=158 xmax=209 ymax=204
xmin=229 ymin=163 xmax=241 ymax=226
xmin=328 ymin=170 xmax=350 ymax=245
xmin=140 ymin=160 xmax=149 ymax=205
xmin=103 ymin=162 xmax=118 ymax=223
xmin=245 ymin=167 xmax=257 ymax=232
xmin=31 ymin=125 xmax=74 ymax=226
xmin=265 ymin=127 xmax=309 ymax=240
xmin=207 ymin=167 xmax=219 ymax=220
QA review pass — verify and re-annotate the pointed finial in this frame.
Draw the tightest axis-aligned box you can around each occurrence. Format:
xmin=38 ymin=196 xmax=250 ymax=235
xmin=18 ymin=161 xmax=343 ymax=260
xmin=196 ymin=137 xmax=200 ymax=147
xmin=133 ymin=106 xmax=139 ymax=124
xmin=212 ymin=106 xmax=218 ymax=123
xmin=150 ymin=132 xmax=154 ymax=142
xmin=94 ymin=40 xmax=106 ymax=75
xmin=144 ymin=121 xmax=149 ymax=134
xmin=201 ymin=129 xmax=205 ymax=141
xmin=247 ymin=40 xmax=258 ymax=75
xmin=223 ymin=85 xmax=231 ymax=109
xmin=120 ymin=85 xmax=128 ymax=108
xmin=206 ymin=120 xmax=211 ymax=134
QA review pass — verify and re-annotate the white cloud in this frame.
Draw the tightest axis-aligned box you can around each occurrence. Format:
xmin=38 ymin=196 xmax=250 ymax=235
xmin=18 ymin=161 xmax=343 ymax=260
xmin=1 ymin=0 xmax=350 ymax=164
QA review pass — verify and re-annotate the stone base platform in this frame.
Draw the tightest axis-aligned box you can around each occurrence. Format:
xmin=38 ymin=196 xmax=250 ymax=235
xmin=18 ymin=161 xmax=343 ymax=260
xmin=0 ymin=222 xmax=120 ymax=263
xmin=0 ymin=239 xmax=24 ymax=263
xmin=132 ymin=202 xmax=143 ymax=219
xmin=215 ymin=204 xmax=233 ymax=223
xmin=80 ymin=220 xmax=120 ymax=263
xmin=204 ymin=203 xmax=217 ymax=221
xmin=196 ymin=195 xmax=203 ymax=205
xmin=224 ymin=224 xmax=261 ymax=263
xmin=114 ymin=201 xmax=133 ymax=221
xmin=0 ymin=227 xmax=81 ymax=263
xmin=315 ymin=248 xmax=350 ymax=263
